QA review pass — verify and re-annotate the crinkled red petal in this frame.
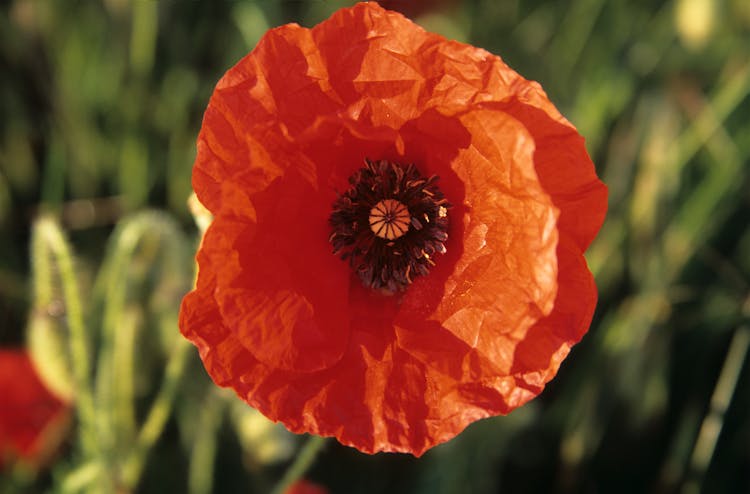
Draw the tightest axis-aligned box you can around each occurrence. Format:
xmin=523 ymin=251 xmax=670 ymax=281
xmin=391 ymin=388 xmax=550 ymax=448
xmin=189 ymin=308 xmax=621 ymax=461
xmin=181 ymin=1 xmax=607 ymax=456
xmin=0 ymin=349 xmax=68 ymax=468
xmin=285 ymin=479 xmax=329 ymax=494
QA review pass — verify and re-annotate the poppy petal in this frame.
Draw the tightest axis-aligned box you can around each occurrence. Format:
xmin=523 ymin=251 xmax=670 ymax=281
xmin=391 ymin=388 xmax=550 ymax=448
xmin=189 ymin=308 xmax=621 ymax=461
xmin=0 ymin=350 xmax=69 ymax=468
xmin=181 ymin=1 xmax=607 ymax=456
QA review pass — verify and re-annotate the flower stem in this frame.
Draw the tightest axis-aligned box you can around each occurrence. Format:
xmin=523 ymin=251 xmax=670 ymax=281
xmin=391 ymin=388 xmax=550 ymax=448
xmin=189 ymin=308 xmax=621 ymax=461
xmin=270 ymin=435 xmax=327 ymax=494
xmin=188 ymin=389 xmax=227 ymax=494
xmin=683 ymin=325 xmax=750 ymax=494
xmin=94 ymin=213 xmax=158 ymax=457
xmin=34 ymin=217 xmax=98 ymax=458
xmin=120 ymin=337 xmax=191 ymax=489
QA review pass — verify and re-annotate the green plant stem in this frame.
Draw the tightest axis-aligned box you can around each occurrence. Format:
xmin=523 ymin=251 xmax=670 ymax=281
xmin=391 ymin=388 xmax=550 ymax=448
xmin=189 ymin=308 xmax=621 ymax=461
xmin=130 ymin=0 xmax=158 ymax=77
xmin=92 ymin=212 xmax=186 ymax=468
xmin=683 ymin=326 xmax=750 ymax=494
xmin=269 ymin=435 xmax=327 ymax=494
xmin=95 ymin=216 xmax=150 ymax=457
xmin=188 ymin=389 xmax=227 ymax=494
xmin=120 ymin=337 xmax=191 ymax=489
xmin=30 ymin=217 xmax=54 ymax=308
xmin=35 ymin=217 xmax=98 ymax=458
xmin=113 ymin=308 xmax=140 ymax=444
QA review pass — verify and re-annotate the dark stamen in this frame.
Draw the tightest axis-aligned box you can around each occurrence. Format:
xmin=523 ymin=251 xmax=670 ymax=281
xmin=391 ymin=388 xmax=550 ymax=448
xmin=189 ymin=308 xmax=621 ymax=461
xmin=329 ymin=159 xmax=450 ymax=294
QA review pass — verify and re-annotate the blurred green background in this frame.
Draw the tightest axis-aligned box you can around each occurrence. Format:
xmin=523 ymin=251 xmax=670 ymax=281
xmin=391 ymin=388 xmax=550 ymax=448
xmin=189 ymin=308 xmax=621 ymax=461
xmin=1 ymin=0 xmax=749 ymax=493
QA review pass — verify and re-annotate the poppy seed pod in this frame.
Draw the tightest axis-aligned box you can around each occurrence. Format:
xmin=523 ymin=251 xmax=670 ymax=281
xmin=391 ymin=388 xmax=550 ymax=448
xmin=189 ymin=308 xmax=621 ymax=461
xmin=179 ymin=2 xmax=607 ymax=456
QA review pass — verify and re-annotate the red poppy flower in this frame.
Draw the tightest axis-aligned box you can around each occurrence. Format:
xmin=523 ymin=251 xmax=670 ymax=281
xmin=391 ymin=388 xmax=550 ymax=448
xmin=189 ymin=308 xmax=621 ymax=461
xmin=180 ymin=2 xmax=606 ymax=455
xmin=0 ymin=348 xmax=70 ymax=468
xmin=285 ymin=479 xmax=328 ymax=494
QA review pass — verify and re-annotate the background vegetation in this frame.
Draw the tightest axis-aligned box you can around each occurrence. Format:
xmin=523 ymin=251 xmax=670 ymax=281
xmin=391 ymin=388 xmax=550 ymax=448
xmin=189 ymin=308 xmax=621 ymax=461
xmin=1 ymin=0 xmax=748 ymax=492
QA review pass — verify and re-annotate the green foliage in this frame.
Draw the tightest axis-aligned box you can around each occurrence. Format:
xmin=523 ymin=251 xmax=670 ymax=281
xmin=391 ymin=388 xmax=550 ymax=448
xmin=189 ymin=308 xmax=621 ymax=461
xmin=1 ymin=0 xmax=748 ymax=493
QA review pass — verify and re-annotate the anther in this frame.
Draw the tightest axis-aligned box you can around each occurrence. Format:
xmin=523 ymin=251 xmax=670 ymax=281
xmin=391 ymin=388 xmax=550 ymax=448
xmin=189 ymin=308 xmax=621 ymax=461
xmin=329 ymin=159 xmax=450 ymax=293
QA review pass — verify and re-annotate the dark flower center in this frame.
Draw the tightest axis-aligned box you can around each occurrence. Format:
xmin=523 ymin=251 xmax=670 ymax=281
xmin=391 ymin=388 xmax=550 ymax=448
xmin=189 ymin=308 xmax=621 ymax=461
xmin=329 ymin=159 xmax=450 ymax=294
